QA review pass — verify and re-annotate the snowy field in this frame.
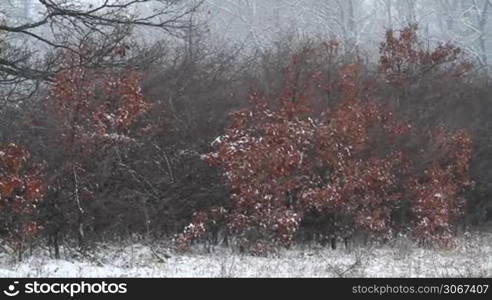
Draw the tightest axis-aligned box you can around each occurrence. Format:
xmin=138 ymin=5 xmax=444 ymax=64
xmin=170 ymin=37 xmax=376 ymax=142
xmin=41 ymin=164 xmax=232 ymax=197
xmin=1 ymin=232 xmax=491 ymax=278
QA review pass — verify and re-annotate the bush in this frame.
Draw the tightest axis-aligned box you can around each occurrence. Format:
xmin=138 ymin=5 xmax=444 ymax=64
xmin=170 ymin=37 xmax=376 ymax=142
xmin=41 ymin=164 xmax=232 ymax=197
xmin=178 ymin=26 xmax=473 ymax=252
xmin=0 ymin=143 xmax=45 ymax=260
xmin=40 ymin=59 xmax=150 ymax=248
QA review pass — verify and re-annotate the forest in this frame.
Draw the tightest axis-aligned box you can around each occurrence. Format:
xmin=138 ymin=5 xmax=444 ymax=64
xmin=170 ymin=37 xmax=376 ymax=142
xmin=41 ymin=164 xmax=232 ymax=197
xmin=0 ymin=1 xmax=491 ymax=273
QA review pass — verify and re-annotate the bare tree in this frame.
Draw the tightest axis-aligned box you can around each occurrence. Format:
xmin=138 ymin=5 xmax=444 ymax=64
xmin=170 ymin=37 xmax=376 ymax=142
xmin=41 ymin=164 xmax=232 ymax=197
xmin=204 ymin=0 xmax=492 ymax=69
xmin=206 ymin=0 xmax=295 ymax=52
xmin=0 ymin=0 xmax=203 ymax=99
xmin=430 ymin=0 xmax=491 ymax=67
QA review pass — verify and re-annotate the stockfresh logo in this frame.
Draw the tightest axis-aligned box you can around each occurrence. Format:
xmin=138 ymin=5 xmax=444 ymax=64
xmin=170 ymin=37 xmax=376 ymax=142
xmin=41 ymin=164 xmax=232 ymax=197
xmin=3 ymin=281 xmax=20 ymax=297
xmin=3 ymin=281 xmax=127 ymax=297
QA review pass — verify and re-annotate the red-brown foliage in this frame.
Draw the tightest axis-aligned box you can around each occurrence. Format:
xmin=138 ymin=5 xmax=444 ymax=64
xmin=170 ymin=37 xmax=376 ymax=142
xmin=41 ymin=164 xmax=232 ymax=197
xmin=409 ymin=128 xmax=472 ymax=244
xmin=178 ymin=26 xmax=473 ymax=252
xmin=45 ymin=60 xmax=151 ymax=246
xmin=0 ymin=143 xmax=45 ymax=254
xmin=379 ymin=24 xmax=470 ymax=88
xmin=50 ymin=67 xmax=150 ymax=151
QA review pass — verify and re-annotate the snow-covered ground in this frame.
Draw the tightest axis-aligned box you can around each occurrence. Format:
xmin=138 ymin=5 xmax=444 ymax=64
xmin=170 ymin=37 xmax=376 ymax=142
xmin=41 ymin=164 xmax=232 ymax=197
xmin=1 ymin=232 xmax=491 ymax=278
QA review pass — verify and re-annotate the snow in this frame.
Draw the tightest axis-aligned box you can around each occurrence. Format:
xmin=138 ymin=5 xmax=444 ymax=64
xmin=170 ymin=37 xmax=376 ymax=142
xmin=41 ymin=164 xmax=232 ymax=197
xmin=0 ymin=232 xmax=491 ymax=278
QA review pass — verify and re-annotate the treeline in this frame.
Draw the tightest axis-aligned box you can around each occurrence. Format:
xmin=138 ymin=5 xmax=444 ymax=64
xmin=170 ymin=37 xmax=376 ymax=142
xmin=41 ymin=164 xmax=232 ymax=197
xmin=1 ymin=23 xmax=492 ymax=258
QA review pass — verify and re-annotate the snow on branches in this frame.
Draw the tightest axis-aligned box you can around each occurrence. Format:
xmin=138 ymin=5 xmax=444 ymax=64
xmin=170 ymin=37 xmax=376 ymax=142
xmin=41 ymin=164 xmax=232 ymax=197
xmin=179 ymin=26 xmax=473 ymax=253
xmin=0 ymin=144 xmax=45 ymax=257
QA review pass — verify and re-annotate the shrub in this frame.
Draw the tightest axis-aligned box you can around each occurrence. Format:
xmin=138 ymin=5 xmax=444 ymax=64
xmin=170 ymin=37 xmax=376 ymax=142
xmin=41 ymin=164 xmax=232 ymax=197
xmin=179 ymin=26 xmax=473 ymax=252
xmin=0 ymin=143 xmax=45 ymax=260
xmin=409 ymin=127 xmax=472 ymax=245
xmin=43 ymin=61 xmax=150 ymax=247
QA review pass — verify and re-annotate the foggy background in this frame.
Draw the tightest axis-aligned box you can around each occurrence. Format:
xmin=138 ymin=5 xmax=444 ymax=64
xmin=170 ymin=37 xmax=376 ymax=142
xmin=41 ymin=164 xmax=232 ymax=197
xmin=2 ymin=0 xmax=491 ymax=69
